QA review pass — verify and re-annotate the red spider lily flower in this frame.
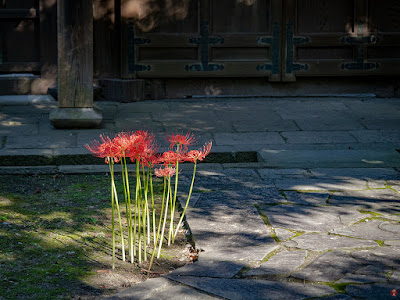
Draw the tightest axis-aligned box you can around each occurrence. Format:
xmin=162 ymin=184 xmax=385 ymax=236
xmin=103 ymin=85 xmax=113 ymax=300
xmin=85 ymin=135 xmax=120 ymax=163
xmin=112 ymin=131 xmax=134 ymax=159
xmin=166 ymin=132 xmax=196 ymax=151
xmin=159 ymin=150 xmax=185 ymax=166
xmin=154 ymin=167 xmax=177 ymax=178
xmin=185 ymin=141 xmax=212 ymax=163
xmin=127 ymin=131 xmax=156 ymax=162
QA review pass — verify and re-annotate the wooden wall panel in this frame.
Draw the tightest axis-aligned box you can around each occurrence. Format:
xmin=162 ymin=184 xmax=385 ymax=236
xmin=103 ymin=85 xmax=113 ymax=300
xmin=211 ymin=0 xmax=270 ymax=33
xmin=369 ymin=0 xmax=400 ymax=32
xmin=297 ymin=0 xmax=354 ymax=33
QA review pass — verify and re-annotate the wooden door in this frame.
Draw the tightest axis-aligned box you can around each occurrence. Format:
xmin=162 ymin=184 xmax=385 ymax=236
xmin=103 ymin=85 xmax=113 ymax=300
xmin=125 ymin=0 xmax=283 ymax=81
xmin=282 ymin=0 xmax=400 ymax=81
xmin=0 ymin=0 xmax=41 ymax=73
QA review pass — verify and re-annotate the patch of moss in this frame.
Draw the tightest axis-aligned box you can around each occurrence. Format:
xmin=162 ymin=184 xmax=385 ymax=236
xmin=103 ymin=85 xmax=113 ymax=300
xmin=254 ymin=204 xmax=280 ymax=242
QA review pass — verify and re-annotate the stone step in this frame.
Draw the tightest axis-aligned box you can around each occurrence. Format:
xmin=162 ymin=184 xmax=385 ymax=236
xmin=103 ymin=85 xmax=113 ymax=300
xmin=259 ymin=149 xmax=400 ymax=168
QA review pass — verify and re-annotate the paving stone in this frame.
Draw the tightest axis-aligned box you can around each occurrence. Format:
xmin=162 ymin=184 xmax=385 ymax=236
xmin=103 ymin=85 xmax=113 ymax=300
xmin=351 ymin=247 xmax=400 ymax=268
xmin=329 ymin=189 xmax=400 ymax=214
xmin=0 ymin=166 xmax=58 ymax=174
xmin=5 ymin=135 xmax=76 ymax=149
xmin=274 ymin=228 xmax=295 ymax=242
xmin=258 ymin=168 xmax=314 ymax=180
xmin=389 ymin=271 xmax=400 ymax=283
xmin=316 ymin=295 xmax=353 ymax=300
xmin=178 ymin=168 xmax=264 ymax=191
xmin=309 ymin=168 xmax=399 ymax=180
xmin=0 ymin=95 xmax=55 ymax=105
xmin=361 ymin=118 xmax=400 ymax=130
xmin=186 ymin=206 xmax=278 ymax=261
xmin=244 ymin=250 xmax=307 ymax=277
xmin=216 ymin=110 xmax=282 ymax=122
xmin=346 ymin=283 xmax=399 ymax=300
xmin=274 ymin=178 xmax=368 ymax=191
xmin=167 ymin=261 xmax=246 ymax=278
xmin=233 ymin=119 xmax=299 ymax=132
xmin=335 ymin=273 xmax=388 ymax=284
xmin=286 ymin=233 xmax=378 ymax=251
xmin=281 ymin=131 xmax=357 ymax=144
xmin=214 ymin=132 xmax=285 ymax=146
xmin=168 ymin=277 xmax=337 ymax=300
xmin=193 ymin=188 xmax=288 ymax=208
xmin=119 ymin=102 xmax=170 ymax=113
xmin=292 ymin=251 xmax=361 ymax=282
xmin=295 ymin=117 xmax=365 ymax=131
xmin=107 ymin=277 xmax=218 ymax=300
xmin=261 ymin=205 xmax=365 ymax=232
xmin=331 ymin=220 xmax=400 ymax=241
xmin=0 ymin=123 xmax=39 ymax=135
xmin=259 ymin=149 xmax=400 ymax=168
xmin=384 ymin=240 xmax=400 ymax=246
xmin=367 ymin=179 xmax=388 ymax=189
xmin=284 ymin=191 xmax=331 ymax=205
xmin=350 ymin=130 xmax=400 ymax=143
xmin=58 ymin=165 xmax=113 ymax=174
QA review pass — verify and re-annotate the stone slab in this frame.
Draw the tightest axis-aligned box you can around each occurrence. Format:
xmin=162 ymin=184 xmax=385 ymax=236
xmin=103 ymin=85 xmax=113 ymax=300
xmin=389 ymin=271 xmax=400 ymax=283
xmin=178 ymin=168 xmax=264 ymax=191
xmin=284 ymin=191 xmax=331 ymax=205
xmin=233 ymin=119 xmax=299 ymax=132
xmin=286 ymin=233 xmax=378 ymax=251
xmin=258 ymin=168 xmax=314 ymax=180
xmin=274 ymin=178 xmax=368 ymax=191
xmin=0 ymin=123 xmax=39 ymax=135
xmin=0 ymin=95 xmax=55 ymax=105
xmin=346 ymin=283 xmax=400 ymax=300
xmin=261 ymin=205 xmax=365 ymax=233
xmin=292 ymin=251 xmax=361 ymax=282
xmin=244 ymin=250 xmax=307 ymax=276
xmin=192 ymin=188 xmax=288 ymax=208
xmin=259 ymin=149 xmax=400 ymax=168
xmin=274 ymin=228 xmax=295 ymax=242
xmin=295 ymin=117 xmax=365 ymax=131
xmin=5 ymin=135 xmax=76 ymax=149
xmin=281 ymin=131 xmax=357 ymax=144
xmin=350 ymin=130 xmax=400 ymax=143
xmin=214 ymin=132 xmax=285 ymax=146
xmin=167 ymin=261 xmax=246 ymax=278
xmin=309 ymin=168 xmax=399 ymax=180
xmin=335 ymin=273 xmax=388 ymax=284
xmin=350 ymin=247 xmax=400 ymax=268
xmin=168 ymin=277 xmax=337 ymax=300
xmin=186 ymin=206 xmax=278 ymax=261
xmin=361 ymin=118 xmax=400 ymax=130
xmin=329 ymin=189 xmax=400 ymax=214
xmin=107 ymin=277 xmax=218 ymax=300
xmin=0 ymin=166 xmax=58 ymax=174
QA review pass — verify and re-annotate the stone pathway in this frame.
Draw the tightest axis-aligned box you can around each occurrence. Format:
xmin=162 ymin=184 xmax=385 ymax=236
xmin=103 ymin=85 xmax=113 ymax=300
xmin=109 ymin=167 xmax=400 ymax=300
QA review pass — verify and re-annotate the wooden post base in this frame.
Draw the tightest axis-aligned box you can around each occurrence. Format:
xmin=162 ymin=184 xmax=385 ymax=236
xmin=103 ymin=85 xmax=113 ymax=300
xmin=50 ymin=107 xmax=103 ymax=129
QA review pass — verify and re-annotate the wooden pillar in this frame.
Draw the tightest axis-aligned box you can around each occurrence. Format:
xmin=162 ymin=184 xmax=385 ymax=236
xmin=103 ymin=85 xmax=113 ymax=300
xmin=50 ymin=0 xmax=102 ymax=128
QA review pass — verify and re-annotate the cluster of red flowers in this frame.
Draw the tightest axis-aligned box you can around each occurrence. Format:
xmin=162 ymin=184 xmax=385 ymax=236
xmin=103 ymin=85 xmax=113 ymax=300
xmin=86 ymin=131 xmax=212 ymax=176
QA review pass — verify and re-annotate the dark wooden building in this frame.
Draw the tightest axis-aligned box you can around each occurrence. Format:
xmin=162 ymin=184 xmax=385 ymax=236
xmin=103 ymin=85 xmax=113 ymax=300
xmin=1 ymin=0 xmax=400 ymax=100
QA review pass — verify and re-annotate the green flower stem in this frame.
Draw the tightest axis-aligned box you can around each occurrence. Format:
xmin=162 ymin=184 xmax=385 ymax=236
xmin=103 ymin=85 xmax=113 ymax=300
xmin=122 ymin=155 xmax=134 ymax=263
xmin=143 ymin=167 xmax=150 ymax=246
xmin=133 ymin=160 xmax=142 ymax=262
xmin=169 ymin=145 xmax=180 ymax=245
xmin=121 ymin=160 xmax=131 ymax=261
xmin=174 ymin=160 xmax=197 ymax=239
xmin=157 ymin=176 xmax=171 ymax=258
xmin=148 ymin=176 xmax=166 ymax=271
xmin=110 ymin=164 xmax=126 ymax=262
xmin=150 ymin=171 xmax=156 ymax=245
xmin=109 ymin=158 xmax=116 ymax=270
